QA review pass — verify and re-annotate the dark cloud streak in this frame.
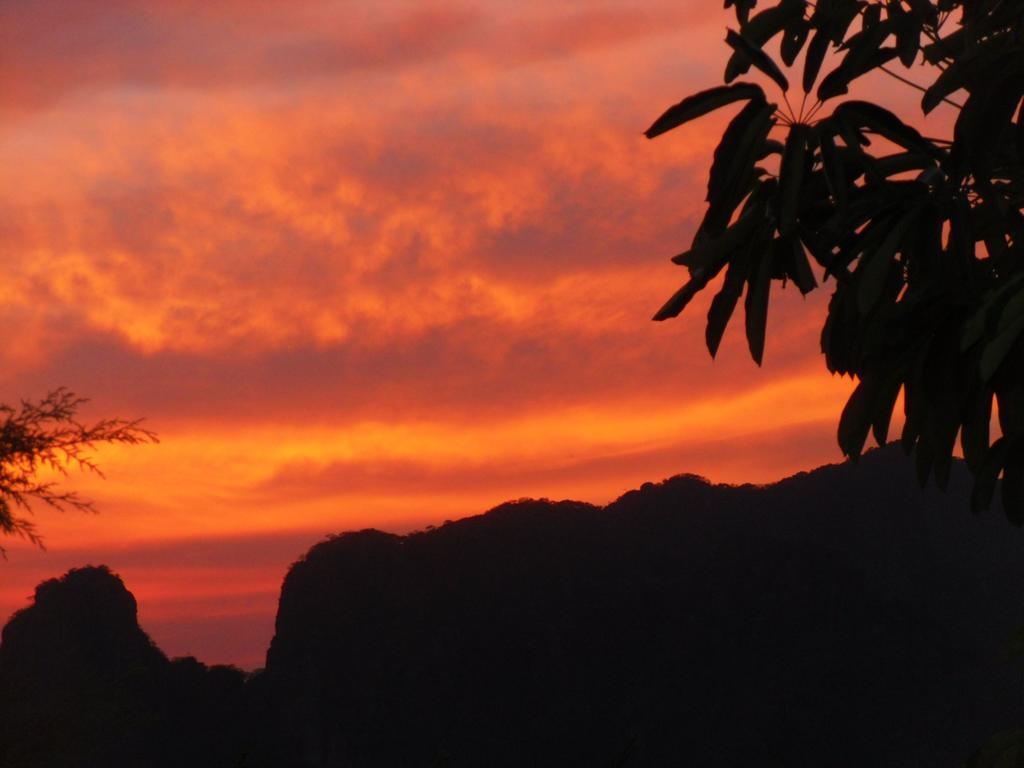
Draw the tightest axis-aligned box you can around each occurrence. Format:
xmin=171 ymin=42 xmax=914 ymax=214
xmin=2 ymin=1 xmax=708 ymax=113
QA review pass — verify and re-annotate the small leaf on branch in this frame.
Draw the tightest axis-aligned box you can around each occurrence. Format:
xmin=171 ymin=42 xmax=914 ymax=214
xmin=778 ymin=123 xmax=810 ymax=236
xmin=725 ymin=29 xmax=790 ymax=92
xmin=703 ymin=97 xmax=777 ymax=234
xmin=706 ymin=248 xmax=754 ymax=357
xmin=780 ymin=17 xmax=809 ymax=67
xmin=802 ymin=28 xmax=830 ymax=94
xmin=839 ymin=377 xmax=875 ymax=458
xmin=653 ymin=279 xmax=703 ymax=321
xmin=818 ymin=40 xmax=898 ymax=101
xmin=645 ymin=83 xmax=765 ymax=139
xmin=833 ymin=101 xmax=941 ymax=158
xmin=782 ymin=236 xmax=818 ymax=295
xmin=743 ymin=248 xmax=773 ymax=365
xmin=725 ymin=1 xmax=806 ymax=81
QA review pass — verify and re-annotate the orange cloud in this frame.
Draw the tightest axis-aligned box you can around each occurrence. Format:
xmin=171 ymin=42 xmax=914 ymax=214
xmin=0 ymin=1 xmax=871 ymax=667
xmin=1 ymin=1 xmax=722 ymax=114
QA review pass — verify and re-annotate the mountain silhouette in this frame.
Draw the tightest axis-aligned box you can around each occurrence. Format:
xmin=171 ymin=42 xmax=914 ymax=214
xmin=0 ymin=566 xmax=249 ymax=768
xmin=3 ymin=446 xmax=1024 ymax=766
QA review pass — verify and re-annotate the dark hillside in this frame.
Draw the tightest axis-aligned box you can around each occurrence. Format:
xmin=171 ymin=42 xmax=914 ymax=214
xmin=257 ymin=447 xmax=1024 ymax=767
xmin=3 ymin=448 xmax=1024 ymax=766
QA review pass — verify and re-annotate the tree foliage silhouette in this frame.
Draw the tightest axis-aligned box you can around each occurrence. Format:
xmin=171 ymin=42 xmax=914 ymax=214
xmin=0 ymin=388 xmax=156 ymax=554
xmin=647 ymin=0 xmax=1024 ymax=519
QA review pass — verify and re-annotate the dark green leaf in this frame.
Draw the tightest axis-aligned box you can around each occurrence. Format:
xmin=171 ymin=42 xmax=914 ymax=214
xmin=672 ymin=206 xmax=762 ymax=270
xmin=901 ymin=352 xmax=927 ymax=453
xmin=861 ymin=3 xmax=882 ymax=30
xmin=652 ymin=279 xmax=703 ymax=321
xmin=725 ymin=2 xmax=806 ymax=81
xmin=654 ymin=188 xmax=772 ymax=323
xmin=743 ymin=247 xmax=773 ymax=365
xmin=819 ymin=129 xmax=848 ymax=209
xmin=981 ymin=314 xmax=1024 ymax=382
xmin=756 ymin=139 xmax=785 ymax=159
xmin=825 ymin=0 xmax=862 ymax=45
xmin=778 ymin=123 xmax=810 ymax=236
xmin=871 ymin=377 xmax=903 ymax=448
xmin=891 ymin=2 xmax=921 ymax=67
xmin=971 ymin=67 xmax=1024 ymax=183
xmin=784 ymin=236 xmax=818 ymax=294
xmin=725 ymin=0 xmax=756 ymax=25
xmin=921 ymin=58 xmax=966 ymax=114
xmin=834 ymin=115 xmax=870 ymax=151
xmin=645 ymin=83 xmax=765 ymax=139
xmin=961 ymin=281 xmax=1013 ymax=353
xmin=703 ymin=98 xmax=777 ymax=234
xmin=838 ymin=377 xmax=874 ymax=457
xmin=821 ymin=284 xmax=858 ymax=374
xmin=872 ymin=152 xmax=934 ymax=177
xmin=915 ymin=428 xmax=935 ymax=488
xmin=833 ymin=101 xmax=941 ymax=158
xmin=923 ymin=329 xmax=962 ymax=492
xmin=855 ymin=208 xmax=918 ymax=315
xmin=818 ymin=45 xmax=898 ymax=101
xmin=706 ymin=247 xmax=755 ymax=357
xmin=706 ymin=96 xmax=771 ymax=203
xmin=922 ymin=28 xmax=965 ymax=65
xmin=906 ymin=0 xmax=939 ymax=27
xmin=725 ymin=29 xmax=790 ymax=92
xmin=780 ymin=18 xmax=810 ymax=67
xmin=802 ymin=28 xmax=831 ymax=93
xmin=973 ymin=201 xmax=1014 ymax=261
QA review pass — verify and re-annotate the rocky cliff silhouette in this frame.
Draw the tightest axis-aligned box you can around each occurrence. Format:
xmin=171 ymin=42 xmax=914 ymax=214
xmin=3 ymin=446 xmax=1024 ymax=766
xmin=0 ymin=566 xmax=249 ymax=768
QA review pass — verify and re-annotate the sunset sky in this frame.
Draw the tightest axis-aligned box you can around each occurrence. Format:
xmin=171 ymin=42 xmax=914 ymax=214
xmin=0 ymin=0 xmax=902 ymax=668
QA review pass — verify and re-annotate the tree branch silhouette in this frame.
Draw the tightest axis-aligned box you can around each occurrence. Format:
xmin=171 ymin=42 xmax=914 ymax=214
xmin=645 ymin=0 xmax=1024 ymax=518
xmin=0 ymin=388 xmax=157 ymax=555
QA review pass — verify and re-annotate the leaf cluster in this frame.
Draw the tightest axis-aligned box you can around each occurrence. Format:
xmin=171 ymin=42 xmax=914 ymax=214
xmin=647 ymin=0 xmax=1024 ymax=518
xmin=0 ymin=388 xmax=157 ymax=555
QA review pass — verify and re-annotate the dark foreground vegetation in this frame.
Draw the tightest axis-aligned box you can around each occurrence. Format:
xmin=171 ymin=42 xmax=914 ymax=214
xmin=3 ymin=446 xmax=1024 ymax=767
xmin=648 ymin=0 xmax=1024 ymax=519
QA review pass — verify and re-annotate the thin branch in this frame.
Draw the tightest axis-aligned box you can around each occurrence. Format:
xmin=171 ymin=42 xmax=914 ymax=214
xmin=0 ymin=388 xmax=158 ymax=554
xmin=878 ymin=64 xmax=964 ymax=109
xmin=774 ymin=111 xmax=794 ymax=127
xmin=782 ymin=90 xmax=798 ymax=124
xmin=804 ymin=98 xmax=826 ymax=124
